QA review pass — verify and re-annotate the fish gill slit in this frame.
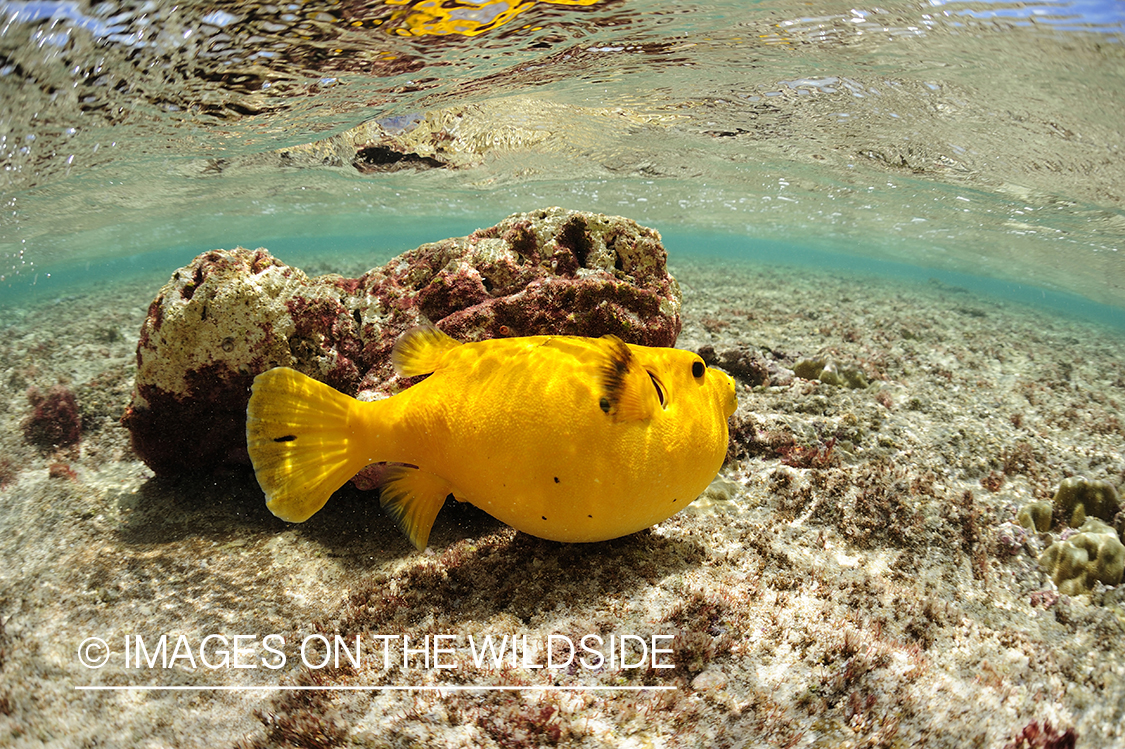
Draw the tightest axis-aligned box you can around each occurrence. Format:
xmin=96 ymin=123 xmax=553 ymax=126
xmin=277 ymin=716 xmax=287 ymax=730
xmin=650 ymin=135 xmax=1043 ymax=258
xmin=648 ymin=371 xmax=666 ymax=408
xmin=273 ymin=435 xmax=297 ymax=443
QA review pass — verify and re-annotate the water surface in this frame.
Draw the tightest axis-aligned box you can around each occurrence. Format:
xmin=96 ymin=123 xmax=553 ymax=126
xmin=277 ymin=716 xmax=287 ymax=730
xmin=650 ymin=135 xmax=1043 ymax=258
xmin=1 ymin=0 xmax=1123 ymax=316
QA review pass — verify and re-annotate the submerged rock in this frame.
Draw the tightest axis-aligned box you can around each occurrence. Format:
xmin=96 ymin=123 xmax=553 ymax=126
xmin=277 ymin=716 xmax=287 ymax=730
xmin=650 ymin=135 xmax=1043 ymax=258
xmin=1039 ymin=517 xmax=1125 ymax=595
xmin=1051 ymin=476 xmax=1120 ymax=529
xmin=122 ymin=208 xmax=682 ymax=475
xmin=697 ymin=344 xmax=770 ymax=387
xmin=1016 ymin=479 xmax=1122 ymax=536
xmin=792 ymin=357 xmax=868 ymax=389
xmin=1019 ymin=477 xmax=1125 ymax=595
xmin=1016 ymin=500 xmax=1053 ymax=533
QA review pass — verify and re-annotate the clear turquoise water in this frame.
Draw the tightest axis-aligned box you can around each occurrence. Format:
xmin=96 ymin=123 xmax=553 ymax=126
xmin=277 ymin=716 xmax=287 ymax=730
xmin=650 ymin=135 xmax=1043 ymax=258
xmin=1 ymin=0 xmax=1123 ymax=324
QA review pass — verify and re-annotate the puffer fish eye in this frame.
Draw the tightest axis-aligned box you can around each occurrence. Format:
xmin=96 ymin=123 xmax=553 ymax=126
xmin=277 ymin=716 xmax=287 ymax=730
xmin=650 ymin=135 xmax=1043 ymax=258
xmin=692 ymin=360 xmax=705 ymax=379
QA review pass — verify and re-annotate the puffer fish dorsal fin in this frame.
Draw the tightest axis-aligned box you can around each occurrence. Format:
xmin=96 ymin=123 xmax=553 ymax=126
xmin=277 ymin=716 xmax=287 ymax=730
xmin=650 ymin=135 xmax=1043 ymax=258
xmin=392 ymin=325 xmax=462 ymax=377
xmin=379 ymin=466 xmax=453 ymax=550
xmin=597 ymin=335 xmax=660 ymax=423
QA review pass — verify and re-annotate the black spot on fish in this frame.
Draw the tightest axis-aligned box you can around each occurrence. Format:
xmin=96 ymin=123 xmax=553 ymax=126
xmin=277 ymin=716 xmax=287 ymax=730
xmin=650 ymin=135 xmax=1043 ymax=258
xmin=553 ymin=477 xmax=560 ymax=483
xmin=541 ymin=515 xmax=547 ymax=521
xmin=273 ymin=435 xmax=296 ymax=443
xmin=672 ymin=497 xmax=678 ymax=503
xmin=587 ymin=514 xmax=593 ymax=518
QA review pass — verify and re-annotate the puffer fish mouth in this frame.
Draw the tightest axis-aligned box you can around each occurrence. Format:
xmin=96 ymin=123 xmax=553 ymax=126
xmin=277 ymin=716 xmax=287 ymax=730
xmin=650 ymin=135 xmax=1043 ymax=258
xmin=715 ymin=370 xmax=738 ymax=418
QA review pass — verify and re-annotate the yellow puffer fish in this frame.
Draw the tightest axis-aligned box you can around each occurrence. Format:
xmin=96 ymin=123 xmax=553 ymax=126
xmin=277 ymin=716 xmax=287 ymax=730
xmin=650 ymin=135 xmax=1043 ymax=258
xmin=246 ymin=326 xmax=737 ymax=549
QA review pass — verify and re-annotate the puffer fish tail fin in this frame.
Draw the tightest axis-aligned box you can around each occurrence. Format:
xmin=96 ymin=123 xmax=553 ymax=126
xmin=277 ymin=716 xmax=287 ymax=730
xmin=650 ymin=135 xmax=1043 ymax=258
xmin=391 ymin=324 xmax=461 ymax=377
xmin=379 ymin=466 xmax=453 ymax=550
xmin=246 ymin=367 xmax=368 ymax=523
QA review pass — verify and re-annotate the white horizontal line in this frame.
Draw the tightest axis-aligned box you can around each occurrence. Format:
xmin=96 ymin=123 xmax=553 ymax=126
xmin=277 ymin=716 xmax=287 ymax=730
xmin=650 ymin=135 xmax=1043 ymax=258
xmin=75 ymin=685 xmax=676 ymax=692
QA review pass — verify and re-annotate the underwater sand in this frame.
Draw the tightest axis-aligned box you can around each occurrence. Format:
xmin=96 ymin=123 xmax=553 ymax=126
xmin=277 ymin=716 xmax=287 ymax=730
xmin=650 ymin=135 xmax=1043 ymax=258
xmin=0 ymin=256 xmax=1123 ymax=748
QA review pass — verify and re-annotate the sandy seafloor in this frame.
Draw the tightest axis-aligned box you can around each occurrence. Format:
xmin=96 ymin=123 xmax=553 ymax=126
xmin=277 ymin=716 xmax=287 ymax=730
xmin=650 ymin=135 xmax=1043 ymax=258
xmin=0 ymin=253 xmax=1123 ymax=749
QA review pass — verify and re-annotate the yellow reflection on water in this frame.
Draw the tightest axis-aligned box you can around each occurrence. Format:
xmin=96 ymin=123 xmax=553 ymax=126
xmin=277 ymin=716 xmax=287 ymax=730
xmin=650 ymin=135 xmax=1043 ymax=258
xmin=383 ymin=0 xmax=601 ymax=37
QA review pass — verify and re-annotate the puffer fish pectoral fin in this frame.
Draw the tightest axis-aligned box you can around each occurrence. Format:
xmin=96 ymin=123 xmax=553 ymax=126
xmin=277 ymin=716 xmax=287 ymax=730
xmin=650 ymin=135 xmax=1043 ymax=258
xmin=391 ymin=324 xmax=462 ymax=377
xmin=246 ymin=367 xmax=370 ymax=523
xmin=597 ymin=334 xmax=659 ymax=422
xmin=379 ymin=466 xmax=453 ymax=550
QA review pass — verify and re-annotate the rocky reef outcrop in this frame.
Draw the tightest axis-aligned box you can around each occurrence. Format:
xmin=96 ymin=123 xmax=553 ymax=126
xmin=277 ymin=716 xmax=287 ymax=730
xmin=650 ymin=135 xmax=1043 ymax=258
xmin=122 ymin=208 xmax=682 ymax=475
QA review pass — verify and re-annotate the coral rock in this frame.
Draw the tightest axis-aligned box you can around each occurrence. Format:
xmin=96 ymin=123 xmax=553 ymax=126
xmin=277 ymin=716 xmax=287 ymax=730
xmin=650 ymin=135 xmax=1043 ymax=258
xmin=1039 ymin=518 xmax=1125 ymax=595
xmin=1017 ymin=501 xmax=1053 ymax=533
xmin=1051 ymin=476 xmax=1120 ymax=529
xmin=792 ymin=357 xmax=868 ymax=389
xmin=122 ymin=208 xmax=682 ymax=475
